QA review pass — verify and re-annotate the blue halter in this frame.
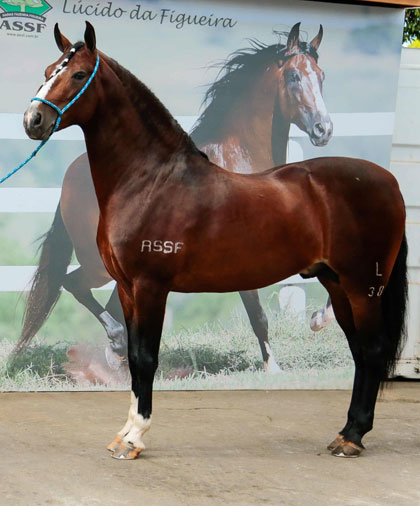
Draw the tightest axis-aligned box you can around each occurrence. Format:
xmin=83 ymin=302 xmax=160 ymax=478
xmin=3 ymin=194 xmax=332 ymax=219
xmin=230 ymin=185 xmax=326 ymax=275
xmin=0 ymin=54 xmax=100 ymax=184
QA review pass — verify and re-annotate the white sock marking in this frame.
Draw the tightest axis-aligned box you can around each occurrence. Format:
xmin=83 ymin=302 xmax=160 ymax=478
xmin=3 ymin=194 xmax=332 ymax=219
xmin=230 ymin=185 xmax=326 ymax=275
xmin=117 ymin=391 xmax=138 ymax=438
xmin=123 ymin=413 xmax=152 ymax=450
xmin=264 ymin=342 xmax=282 ymax=374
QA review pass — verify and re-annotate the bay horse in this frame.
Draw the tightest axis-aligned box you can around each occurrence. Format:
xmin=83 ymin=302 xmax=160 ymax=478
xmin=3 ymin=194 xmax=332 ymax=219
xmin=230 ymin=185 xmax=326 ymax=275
xmin=15 ymin=22 xmax=332 ymax=375
xmin=24 ymin=23 xmax=407 ymax=459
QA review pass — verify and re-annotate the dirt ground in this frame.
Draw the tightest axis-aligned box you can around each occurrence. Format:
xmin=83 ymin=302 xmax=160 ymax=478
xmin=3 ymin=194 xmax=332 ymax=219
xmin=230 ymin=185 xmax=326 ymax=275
xmin=1 ymin=385 xmax=420 ymax=506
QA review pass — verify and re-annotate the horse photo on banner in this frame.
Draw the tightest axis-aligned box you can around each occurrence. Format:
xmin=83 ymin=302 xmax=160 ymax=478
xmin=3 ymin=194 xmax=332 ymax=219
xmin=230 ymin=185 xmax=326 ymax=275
xmin=0 ymin=0 xmax=405 ymax=391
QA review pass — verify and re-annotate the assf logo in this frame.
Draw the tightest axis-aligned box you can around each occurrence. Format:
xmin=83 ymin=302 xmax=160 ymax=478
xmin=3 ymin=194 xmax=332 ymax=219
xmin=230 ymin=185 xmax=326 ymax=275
xmin=0 ymin=0 xmax=52 ymax=35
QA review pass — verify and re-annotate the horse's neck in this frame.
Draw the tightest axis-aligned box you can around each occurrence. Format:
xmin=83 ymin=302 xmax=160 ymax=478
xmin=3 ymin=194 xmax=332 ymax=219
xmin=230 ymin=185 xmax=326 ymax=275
xmin=271 ymin=101 xmax=290 ymax=167
xmin=82 ymin=61 xmax=191 ymax=204
xmin=201 ymin=64 xmax=289 ymax=173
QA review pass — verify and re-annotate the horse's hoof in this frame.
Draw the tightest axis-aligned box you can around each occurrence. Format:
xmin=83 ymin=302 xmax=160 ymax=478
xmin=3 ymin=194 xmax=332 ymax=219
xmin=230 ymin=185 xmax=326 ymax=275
xmin=105 ymin=345 xmax=126 ymax=371
xmin=264 ymin=359 xmax=282 ymax=375
xmin=327 ymin=434 xmax=345 ymax=451
xmin=107 ymin=435 xmax=122 ymax=452
xmin=331 ymin=440 xmax=364 ymax=458
xmin=111 ymin=443 xmax=143 ymax=460
xmin=310 ymin=310 xmax=323 ymax=332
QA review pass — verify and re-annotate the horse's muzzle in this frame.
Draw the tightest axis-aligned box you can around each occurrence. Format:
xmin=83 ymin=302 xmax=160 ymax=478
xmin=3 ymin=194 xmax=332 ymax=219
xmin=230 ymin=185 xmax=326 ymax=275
xmin=310 ymin=118 xmax=333 ymax=147
xmin=23 ymin=104 xmax=56 ymax=141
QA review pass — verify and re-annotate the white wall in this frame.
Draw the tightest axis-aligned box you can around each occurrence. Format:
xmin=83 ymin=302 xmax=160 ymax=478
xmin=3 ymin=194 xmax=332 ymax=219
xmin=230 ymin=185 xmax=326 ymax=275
xmin=391 ymin=48 xmax=420 ymax=378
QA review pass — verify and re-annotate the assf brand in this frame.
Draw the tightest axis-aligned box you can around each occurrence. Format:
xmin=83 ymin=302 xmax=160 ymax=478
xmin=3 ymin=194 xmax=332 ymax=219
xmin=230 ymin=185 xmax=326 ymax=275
xmin=0 ymin=0 xmax=52 ymax=35
xmin=0 ymin=20 xmax=45 ymax=32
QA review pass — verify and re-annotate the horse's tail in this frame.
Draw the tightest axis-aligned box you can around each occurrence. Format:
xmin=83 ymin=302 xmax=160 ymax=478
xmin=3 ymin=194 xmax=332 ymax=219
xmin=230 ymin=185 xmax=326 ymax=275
xmin=381 ymin=231 xmax=409 ymax=380
xmin=13 ymin=202 xmax=73 ymax=355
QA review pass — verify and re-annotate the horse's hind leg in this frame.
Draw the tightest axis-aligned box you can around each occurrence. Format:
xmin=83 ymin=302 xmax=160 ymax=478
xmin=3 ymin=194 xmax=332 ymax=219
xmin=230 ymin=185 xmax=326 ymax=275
xmin=310 ymin=296 xmax=335 ymax=331
xmin=105 ymin=285 xmax=126 ymax=330
xmin=317 ymin=277 xmax=365 ymax=456
xmin=104 ymin=285 xmax=128 ymax=356
xmin=332 ymin=294 xmax=388 ymax=457
xmin=63 ymin=268 xmax=127 ymax=362
xmin=239 ymin=290 xmax=281 ymax=373
xmin=323 ymin=277 xmax=389 ymax=457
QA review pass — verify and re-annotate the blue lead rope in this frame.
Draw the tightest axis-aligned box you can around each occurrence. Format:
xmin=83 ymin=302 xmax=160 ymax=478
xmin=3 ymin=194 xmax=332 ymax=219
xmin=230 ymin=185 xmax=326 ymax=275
xmin=0 ymin=55 xmax=100 ymax=184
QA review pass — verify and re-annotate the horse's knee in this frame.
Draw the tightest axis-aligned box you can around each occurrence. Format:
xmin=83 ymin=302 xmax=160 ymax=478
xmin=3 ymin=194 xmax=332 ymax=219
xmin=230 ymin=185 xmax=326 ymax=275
xmin=128 ymin=349 xmax=158 ymax=379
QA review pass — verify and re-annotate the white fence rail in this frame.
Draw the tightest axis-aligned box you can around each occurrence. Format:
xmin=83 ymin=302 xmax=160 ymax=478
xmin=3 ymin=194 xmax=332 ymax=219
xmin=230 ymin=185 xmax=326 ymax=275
xmin=0 ymin=112 xmax=395 ymax=142
xmin=0 ymin=188 xmax=61 ymax=213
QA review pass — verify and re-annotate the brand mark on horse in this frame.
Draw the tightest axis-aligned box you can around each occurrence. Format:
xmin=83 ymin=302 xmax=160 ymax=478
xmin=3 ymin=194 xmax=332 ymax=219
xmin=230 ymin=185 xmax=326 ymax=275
xmin=141 ymin=240 xmax=184 ymax=254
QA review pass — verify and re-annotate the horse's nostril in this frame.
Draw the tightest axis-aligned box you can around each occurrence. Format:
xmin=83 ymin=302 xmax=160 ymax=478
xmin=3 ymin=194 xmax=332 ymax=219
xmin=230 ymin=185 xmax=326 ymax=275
xmin=313 ymin=122 xmax=325 ymax=137
xmin=33 ymin=112 xmax=42 ymax=127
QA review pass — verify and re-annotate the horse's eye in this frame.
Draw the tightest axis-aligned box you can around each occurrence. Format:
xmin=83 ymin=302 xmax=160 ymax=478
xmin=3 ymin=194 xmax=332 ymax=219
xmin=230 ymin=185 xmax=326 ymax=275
xmin=72 ymin=71 xmax=87 ymax=80
xmin=286 ymin=70 xmax=301 ymax=83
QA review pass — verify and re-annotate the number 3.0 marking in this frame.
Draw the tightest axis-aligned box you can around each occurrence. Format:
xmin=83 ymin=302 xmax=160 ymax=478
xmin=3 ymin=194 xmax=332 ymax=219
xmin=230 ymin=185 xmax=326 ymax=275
xmin=368 ymin=286 xmax=385 ymax=297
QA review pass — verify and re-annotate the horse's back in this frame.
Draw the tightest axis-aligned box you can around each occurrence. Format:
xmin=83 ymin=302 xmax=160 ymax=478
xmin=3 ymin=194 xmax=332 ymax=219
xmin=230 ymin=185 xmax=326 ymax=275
xmin=303 ymin=156 xmax=398 ymax=185
xmin=271 ymin=156 xmax=398 ymax=186
xmin=300 ymin=157 xmax=403 ymax=217
xmin=270 ymin=156 xmax=403 ymax=214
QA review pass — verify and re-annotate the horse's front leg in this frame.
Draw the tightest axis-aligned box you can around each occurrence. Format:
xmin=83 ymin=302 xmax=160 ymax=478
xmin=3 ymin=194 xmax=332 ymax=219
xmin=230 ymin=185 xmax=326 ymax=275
xmin=108 ymin=281 xmax=168 ymax=460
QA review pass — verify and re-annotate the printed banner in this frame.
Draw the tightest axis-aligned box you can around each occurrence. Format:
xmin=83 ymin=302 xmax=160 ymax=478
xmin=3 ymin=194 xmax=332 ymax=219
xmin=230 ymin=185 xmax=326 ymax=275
xmin=0 ymin=0 xmax=405 ymax=390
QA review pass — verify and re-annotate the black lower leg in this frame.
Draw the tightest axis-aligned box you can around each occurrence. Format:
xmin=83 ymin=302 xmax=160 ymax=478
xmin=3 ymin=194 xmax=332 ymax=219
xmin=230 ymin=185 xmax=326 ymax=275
xmin=127 ymin=286 xmax=168 ymax=421
xmin=340 ymin=336 xmax=364 ymax=438
xmin=128 ymin=336 xmax=160 ymax=420
xmin=343 ymin=340 xmax=386 ymax=447
xmin=239 ymin=290 xmax=270 ymax=363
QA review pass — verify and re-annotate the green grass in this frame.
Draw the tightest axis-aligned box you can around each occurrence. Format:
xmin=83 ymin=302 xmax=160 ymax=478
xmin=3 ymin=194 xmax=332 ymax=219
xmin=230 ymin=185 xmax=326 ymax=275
xmin=0 ymin=307 xmax=354 ymax=391
xmin=6 ymin=343 xmax=68 ymax=379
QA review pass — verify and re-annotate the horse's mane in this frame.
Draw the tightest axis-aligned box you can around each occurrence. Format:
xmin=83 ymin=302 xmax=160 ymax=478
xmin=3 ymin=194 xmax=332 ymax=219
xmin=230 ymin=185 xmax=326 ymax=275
xmin=99 ymin=51 xmax=197 ymax=152
xmin=190 ymin=37 xmax=319 ymax=146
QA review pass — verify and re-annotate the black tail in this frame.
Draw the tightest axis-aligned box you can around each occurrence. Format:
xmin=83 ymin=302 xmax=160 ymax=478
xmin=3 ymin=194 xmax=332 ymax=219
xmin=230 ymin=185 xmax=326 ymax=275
xmin=13 ymin=203 xmax=73 ymax=355
xmin=382 ymin=232 xmax=409 ymax=380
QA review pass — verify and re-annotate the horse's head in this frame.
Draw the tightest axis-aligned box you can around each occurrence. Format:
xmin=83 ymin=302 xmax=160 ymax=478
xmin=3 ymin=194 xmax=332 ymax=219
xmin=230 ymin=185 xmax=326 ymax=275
xmin=277 ymin=23 xmax=332 ymax=147
xmin=24 ymin=22 xmax=99 ymax=140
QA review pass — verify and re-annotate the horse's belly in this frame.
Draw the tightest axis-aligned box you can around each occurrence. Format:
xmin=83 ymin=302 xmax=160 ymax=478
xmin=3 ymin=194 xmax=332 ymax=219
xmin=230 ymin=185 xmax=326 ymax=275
xmin=171 ymin=239 xmax=315 ymax=293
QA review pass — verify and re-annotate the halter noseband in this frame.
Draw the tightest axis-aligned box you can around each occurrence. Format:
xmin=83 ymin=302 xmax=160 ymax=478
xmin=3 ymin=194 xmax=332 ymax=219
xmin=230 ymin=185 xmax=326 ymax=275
xmin=0 ymin=52 xmax=100 ymax=184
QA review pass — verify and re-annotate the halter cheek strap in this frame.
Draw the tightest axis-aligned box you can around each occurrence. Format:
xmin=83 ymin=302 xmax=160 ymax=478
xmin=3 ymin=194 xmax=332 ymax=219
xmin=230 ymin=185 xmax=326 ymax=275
xmin=0 ymin=55 xmax=100 ymax=184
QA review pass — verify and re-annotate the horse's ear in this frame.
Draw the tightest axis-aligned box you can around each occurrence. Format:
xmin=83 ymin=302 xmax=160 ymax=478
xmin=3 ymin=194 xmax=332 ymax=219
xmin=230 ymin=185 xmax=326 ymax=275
xmin=54 ymin=23 xmax=72 ymax=53
xmin=84 ymin=21 xmax=96 ymax=52
xmin=310 ymin=25 xmax=323 ymax=51
xmin=286 ymin=22 xmax=300 ymax=54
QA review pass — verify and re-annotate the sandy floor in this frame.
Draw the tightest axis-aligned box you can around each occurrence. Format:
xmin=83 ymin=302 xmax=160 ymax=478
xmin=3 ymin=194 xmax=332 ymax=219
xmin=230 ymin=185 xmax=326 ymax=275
xmin=1 ymin=385 xmax=420 ymax=505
